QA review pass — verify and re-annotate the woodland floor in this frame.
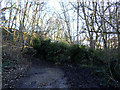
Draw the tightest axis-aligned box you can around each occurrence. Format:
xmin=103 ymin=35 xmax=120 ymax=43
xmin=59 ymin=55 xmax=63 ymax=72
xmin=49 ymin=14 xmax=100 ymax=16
xmin=2 ymin=41 xmax=119 ymax=89
xmin=60 ymin=65 xmax=100 ymax=88
xmin=12 ymin=56 xmax=100 ymax=88
xmin=14 ymin=57 xmax=68 ymax=88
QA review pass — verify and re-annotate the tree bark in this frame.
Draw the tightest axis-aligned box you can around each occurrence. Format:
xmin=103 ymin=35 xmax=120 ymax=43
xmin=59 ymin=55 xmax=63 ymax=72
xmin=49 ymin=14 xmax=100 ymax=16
xmin=77 ymin=2 xmax=80 ymax=44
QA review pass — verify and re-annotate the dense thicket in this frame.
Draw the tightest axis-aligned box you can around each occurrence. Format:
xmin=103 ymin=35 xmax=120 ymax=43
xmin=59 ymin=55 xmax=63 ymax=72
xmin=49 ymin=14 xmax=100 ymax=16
xmin=32 ymin=38 xmax=105 ymax=65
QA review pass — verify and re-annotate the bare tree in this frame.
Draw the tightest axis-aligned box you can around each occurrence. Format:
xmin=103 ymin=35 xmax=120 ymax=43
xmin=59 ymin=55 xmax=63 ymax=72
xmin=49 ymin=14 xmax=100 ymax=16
xmin=77 ymin=2 xmax=80 ymax=44
xmin=60 ymin=2 xmax=72 ymax=44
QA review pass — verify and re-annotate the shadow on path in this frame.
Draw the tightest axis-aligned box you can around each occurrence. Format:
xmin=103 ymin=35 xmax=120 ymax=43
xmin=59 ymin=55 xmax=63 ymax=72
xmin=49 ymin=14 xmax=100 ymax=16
xmin=15 ymin=58 xmax=68 ymax=88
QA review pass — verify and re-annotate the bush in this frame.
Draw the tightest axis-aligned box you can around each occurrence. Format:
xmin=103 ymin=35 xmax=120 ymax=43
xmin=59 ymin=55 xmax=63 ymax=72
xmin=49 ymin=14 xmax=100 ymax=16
xmin=66 ymin=44 xmax=88 ymax=64
xmin=32 ymin=38 xmax=69 ymax=63
xmin=46 ymin=41 xmax=68 ymax=63
xmin=32 ymin=38 xmax=41 ymax=49
xmin=32 ymin=37 xmax=107 ymax=65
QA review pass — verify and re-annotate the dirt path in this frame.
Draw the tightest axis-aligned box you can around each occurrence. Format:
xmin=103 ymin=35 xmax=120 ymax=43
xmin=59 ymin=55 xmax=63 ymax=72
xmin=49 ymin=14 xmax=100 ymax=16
xmin=14 ymin=57 xmax=100 ymax=88
xmin=60 ymin=66 xmax=100 ymax=88
xmin=14 ymin=59 xmax=69 ymax=88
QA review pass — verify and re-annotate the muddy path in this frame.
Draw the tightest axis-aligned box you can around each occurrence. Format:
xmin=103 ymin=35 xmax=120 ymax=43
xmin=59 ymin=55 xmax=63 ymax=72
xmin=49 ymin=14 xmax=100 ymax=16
xmin=60 ymin=66 xmax=100 ymax=88
xmin=14 ymin=56 xmax=100 ymax=88
xmin=14 ymin=58 xmax=69 ymax=88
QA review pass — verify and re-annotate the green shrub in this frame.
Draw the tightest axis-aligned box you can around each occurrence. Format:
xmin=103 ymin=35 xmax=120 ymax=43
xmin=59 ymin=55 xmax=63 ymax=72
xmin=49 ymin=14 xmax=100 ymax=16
xmin=87 ymin=48 xmax=106 ymax=66
xmin=32 ymin=38 xmax=41 ymax=49
xmin=32 ymin=37 xmax=108 ymax=65
xmin=46 ymin=41 xmax=68 ymax=63
xmin=32 ymin=38 xmax=69 ymax=63
xmin=67 ymin=44 xmax=88 ymax=64
xmin=38 ymin=39 xmax=51 ymax=59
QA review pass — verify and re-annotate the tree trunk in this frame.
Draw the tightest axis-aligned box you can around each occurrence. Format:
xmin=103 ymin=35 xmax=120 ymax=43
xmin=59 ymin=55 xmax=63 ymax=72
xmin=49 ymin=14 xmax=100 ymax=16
xmin=82 ymin=2 xmax=94 ymax=49
xmin=77 ymin=2 xmax=80 ymax=44
xmin=118 ymin=33 xmax=120 ymax=61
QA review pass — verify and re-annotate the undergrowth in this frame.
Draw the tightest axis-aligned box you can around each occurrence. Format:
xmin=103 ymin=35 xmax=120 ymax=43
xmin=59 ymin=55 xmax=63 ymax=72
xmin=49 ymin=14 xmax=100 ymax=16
xmin=30 ymin=37 xmax=120 ymax=87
